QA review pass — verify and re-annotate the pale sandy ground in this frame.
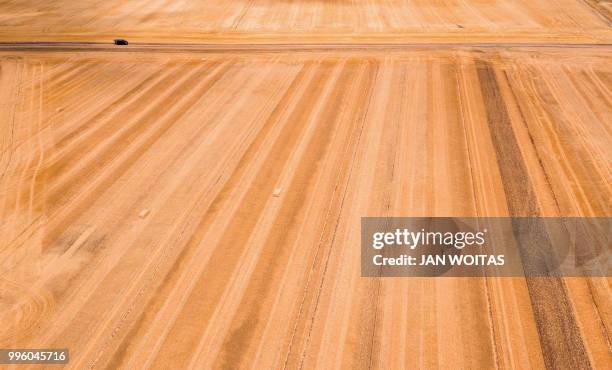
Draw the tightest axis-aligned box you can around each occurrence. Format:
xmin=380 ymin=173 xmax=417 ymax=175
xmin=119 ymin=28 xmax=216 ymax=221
xmin=0 ymin=1 xmax=611 ymax=370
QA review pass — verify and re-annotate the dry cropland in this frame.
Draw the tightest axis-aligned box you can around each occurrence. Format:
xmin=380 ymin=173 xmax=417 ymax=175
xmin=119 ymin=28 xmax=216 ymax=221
xmin=0 ymin=1 xmax=611 ymax=369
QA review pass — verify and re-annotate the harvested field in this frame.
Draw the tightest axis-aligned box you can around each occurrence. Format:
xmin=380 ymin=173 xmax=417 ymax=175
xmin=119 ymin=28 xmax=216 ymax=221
xmin=0 ymin=0 xmax=611 ymax=44
xmin=0 ymin=1 xmax=611 ymax=369
xmin=0 ymin=47 xmax=610 ymax=368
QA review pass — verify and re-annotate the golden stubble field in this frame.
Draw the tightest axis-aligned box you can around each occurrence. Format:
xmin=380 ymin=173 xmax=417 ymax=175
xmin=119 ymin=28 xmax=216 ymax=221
xmin=0 ymin=0 xmax=610 ymax=44
xmin=0 ymin=1 xmax=611 ymax=369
